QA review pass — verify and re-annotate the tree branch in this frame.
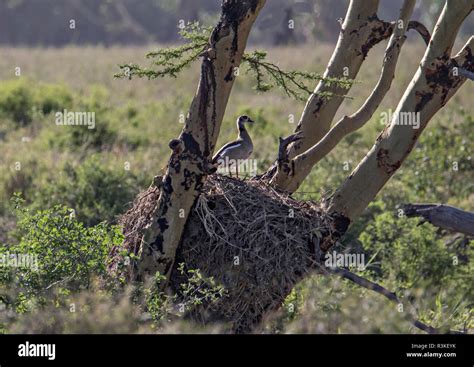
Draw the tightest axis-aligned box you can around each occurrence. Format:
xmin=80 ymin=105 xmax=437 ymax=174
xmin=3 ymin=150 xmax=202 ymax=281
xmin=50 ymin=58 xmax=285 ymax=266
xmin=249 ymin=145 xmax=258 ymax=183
xmin=327 ymin=1 xmax=473 ymax=224
xmin=277 ymin=132 xmax=303 ymax=167
xmin=407 ymin=20 xmax=431 ymax=45
xmin=272 ymin=0 xmax=416 ymax=192
xmin=276 ymin=0 xmax=384 ymax=161
xmin=265 ymin=1 xmax=431 ymax=184
xmin=326 ymin=267 xmax=464 ymax=334
xmin=403 ymin=203 xmax=474 ymax=236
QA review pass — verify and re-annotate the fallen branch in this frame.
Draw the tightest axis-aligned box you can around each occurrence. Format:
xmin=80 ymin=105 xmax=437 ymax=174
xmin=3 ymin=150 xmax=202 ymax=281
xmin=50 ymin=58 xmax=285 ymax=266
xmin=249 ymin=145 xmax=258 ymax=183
xmin=403 ymin=203 xmax=474 ymax=236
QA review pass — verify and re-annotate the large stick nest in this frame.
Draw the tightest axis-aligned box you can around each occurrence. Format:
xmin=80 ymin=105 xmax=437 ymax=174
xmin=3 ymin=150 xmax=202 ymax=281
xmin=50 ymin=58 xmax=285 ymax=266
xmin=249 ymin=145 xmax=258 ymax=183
xmin=112 ymin=174 xmax=333 ymax=333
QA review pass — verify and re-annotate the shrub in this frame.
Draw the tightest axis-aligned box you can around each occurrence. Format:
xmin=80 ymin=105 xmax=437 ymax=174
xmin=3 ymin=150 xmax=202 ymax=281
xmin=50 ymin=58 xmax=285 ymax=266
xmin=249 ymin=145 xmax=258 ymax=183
xmin=0 ymin=198 xmax=227 ymax=333
xmin=2 ymin=195 xmax=123 ymax=296
xmin=34 ymin=83 xmax=73 ymax=115
xmin=32 ymin=156 xmax=140 ymax=226
xmin=359 ymin=201 xmax=456 ymax=288
xmin=0 ymin=80 xmax=34 ymax=125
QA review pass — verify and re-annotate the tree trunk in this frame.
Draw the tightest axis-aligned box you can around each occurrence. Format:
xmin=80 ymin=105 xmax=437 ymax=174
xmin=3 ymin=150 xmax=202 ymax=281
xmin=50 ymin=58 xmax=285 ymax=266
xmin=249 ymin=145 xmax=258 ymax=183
xmin=133 ymin=0 xmax=266 ymax=284
xmin=263 ymin=0 xmax=389 ymax=183
xmin=327 ymin=0 xmax=473 ymax=223
xmin=110 ymin=0 xmax=472 ymax=334
xmin=272 ymin=0 xmax=417 ymax=192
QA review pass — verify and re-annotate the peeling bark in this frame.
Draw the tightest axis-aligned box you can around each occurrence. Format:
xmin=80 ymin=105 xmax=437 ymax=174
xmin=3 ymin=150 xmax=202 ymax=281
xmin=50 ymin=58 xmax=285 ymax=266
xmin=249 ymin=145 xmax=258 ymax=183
xmin=266 ymin=0 xmax=430 ymax=185
xmin=272 ymin=0 xmax=416 ymax=192
xmin=133 ymin=0 xmax=266 ymax=283
xmin=327 ymin=0 xmax=473 ymax=224
xmin=283 ymin=0 xmax=381 ymax=158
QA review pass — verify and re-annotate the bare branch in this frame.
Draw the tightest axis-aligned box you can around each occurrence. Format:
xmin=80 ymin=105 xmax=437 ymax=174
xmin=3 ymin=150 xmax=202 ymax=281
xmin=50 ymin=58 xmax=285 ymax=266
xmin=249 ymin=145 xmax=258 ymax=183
xmin=403 ymin=204 xmax=474 ymax=236
xmin=282 ymin=0 xmax=384 ymax=159
xmin=326 ymin=267 xmax=464 ymax=334
xmin=407 ymin=20 xmax=431 ymax=45
xmin=277 ymin=132 xmax=303 ymax=166
xmin=265 ymin=1 xmax=432 ymax=185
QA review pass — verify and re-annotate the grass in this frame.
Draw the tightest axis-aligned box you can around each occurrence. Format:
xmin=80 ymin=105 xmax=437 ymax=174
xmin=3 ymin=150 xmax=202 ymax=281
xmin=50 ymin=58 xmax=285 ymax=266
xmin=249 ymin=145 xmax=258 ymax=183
xmin=0 ymin=41 xmax=472 ymax=333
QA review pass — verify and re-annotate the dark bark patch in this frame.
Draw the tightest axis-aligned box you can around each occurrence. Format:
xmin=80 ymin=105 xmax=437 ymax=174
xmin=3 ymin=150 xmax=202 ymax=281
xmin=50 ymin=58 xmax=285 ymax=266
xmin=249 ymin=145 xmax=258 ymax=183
xmin=182 ymin=168 xmax=194 ymax=190
xmin=162 ymin=175 xmax=173 ymax=194
xmin=360 ymin=18 xmax=392 ymax=59
xmin=151 ymin=234 xmax=164 ymax=253
xmin=182 ymin=132 xmax=202 ymax=157
xmin=157 ymin=217 xmax=169 ymax=233
xmin=376 ymin=148 xmax=401 ymax=175
xmin=414 ymin=90 xmax=434 ymax=112
xmin=197 ymin=58 xmax=216 ymax=157
xmin=224 ymin=66 xmax=234 ymax=82
xmin=221 ymin=0 xmax=258 ymax=54
xmin=169 ymin=139 xmax=183 ymax=153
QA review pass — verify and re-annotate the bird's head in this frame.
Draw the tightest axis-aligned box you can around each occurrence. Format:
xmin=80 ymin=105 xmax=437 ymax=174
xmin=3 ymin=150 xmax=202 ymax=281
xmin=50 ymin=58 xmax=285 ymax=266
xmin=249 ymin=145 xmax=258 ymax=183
xmin=237 ymin=115 xmax=254 ymax=130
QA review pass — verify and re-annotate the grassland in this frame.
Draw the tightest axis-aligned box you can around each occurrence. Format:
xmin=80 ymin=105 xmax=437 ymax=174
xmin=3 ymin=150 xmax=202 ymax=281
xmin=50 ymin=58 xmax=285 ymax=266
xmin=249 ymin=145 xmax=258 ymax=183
xmin=0 ymin=40 xmax=472 ymax=333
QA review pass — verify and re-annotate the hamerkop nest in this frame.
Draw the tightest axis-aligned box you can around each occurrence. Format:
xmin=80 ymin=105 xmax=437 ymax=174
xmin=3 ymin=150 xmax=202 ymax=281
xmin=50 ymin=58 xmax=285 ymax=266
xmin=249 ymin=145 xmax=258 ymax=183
xmin=113 ymin=174 xmax=337 ymax=333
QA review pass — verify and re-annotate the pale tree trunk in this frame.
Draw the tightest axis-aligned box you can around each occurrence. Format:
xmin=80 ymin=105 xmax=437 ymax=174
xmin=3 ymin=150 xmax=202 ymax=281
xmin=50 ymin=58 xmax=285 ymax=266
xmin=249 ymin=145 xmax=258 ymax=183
xmin=134 ymin=0 xmax=266 ymax=283
xmin=286 ymin=0 xmax=382 ymax=156
xmin=266 ymin=0 xmax=429 ymax=183
xmin=272 ymin=0 xmax=417 ymax=192
xmin=327 ymin=0 xmax=473 ymax=223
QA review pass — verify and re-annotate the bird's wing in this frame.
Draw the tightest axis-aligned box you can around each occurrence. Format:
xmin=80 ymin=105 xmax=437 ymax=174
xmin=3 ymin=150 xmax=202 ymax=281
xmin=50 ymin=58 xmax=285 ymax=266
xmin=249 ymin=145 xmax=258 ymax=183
xmin=212 ymin=140 xmax=243 ymax=163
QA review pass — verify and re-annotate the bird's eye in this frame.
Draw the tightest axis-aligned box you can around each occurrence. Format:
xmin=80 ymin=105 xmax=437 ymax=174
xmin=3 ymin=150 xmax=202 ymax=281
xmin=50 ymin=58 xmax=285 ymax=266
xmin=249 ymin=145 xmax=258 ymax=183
xmin=242 ymin=115 xmax=248 ymax=120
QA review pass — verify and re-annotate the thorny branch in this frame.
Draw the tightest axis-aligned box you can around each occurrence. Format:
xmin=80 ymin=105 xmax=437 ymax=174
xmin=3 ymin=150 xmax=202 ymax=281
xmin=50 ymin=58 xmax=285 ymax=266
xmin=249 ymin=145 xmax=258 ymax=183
xmin=115 ymin=22 xmax=353 ymax=101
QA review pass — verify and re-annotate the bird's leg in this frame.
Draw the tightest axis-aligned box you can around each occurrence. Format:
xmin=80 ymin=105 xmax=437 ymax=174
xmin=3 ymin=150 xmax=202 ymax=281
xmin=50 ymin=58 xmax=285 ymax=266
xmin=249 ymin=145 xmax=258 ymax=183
xmin=236 ymin=163 xmax=239 ymax=179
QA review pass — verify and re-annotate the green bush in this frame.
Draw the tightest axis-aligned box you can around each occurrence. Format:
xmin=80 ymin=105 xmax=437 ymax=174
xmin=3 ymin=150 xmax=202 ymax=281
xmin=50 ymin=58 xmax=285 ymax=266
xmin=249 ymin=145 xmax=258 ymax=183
xmin=48 ymin=86 xmax=118 ymax=151
xmin=0 ymin=79 xmax=76 ymax=129
xmin=0 ymin=198 xmax=227 ymax=333
xmin=0 ymin=80 xmax=34 ymax=125
xmin=399 ymin=114 xmax=473 ymax=203
xmin=32 ymin=157 xmax=139 ymax=226
xmin=1 ymin=195 xmax=123 ymax=302
xmin=34 ymin=83 xmax=73 ymax=115
xmin=359 ymin=201 xmax=456 ymax=288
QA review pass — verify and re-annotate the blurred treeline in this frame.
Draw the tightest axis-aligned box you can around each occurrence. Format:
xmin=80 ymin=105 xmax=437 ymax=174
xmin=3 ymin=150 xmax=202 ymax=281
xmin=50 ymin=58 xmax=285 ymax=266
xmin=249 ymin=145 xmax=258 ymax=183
xmin=1 ymin=0 xmax=471 ymax=46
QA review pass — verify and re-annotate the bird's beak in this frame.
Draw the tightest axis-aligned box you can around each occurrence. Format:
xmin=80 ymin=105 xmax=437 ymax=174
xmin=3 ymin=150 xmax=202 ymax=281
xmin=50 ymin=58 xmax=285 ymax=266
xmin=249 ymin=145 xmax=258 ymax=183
xmin=248 ymin=118 xmax=255 ymax=124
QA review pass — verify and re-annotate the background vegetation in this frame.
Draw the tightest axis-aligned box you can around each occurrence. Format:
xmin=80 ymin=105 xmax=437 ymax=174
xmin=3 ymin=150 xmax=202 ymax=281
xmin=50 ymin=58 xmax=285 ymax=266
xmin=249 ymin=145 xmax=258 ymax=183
xmin=0 ymin=5 xmax=472 ymax=333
